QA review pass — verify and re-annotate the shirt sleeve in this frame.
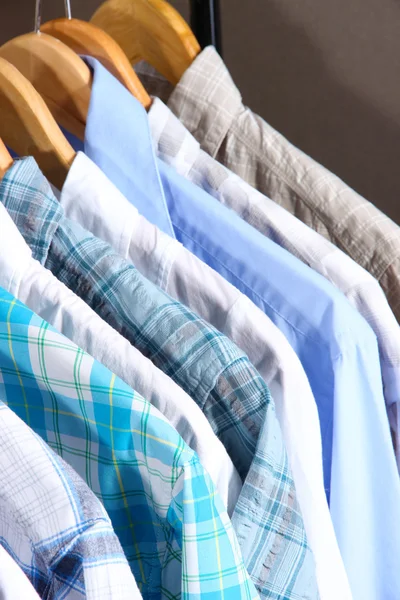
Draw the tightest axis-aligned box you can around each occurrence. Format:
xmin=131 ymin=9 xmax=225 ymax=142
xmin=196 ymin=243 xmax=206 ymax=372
xmin=330 ymin=331 xmax=400 ymax=600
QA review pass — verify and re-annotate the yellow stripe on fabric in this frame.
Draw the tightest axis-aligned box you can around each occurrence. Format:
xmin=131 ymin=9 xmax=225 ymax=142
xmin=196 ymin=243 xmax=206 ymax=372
xmin=6 ymin=299 xmax=30 ymax=426
xmin=211 ymin=496 xmax=225 ymax=600
xmin=183 ymin=491 xmax=217 ymax=504
xmin=109 ymin=373 xmax=146 ymax=584
xmin=6 ymin=403 xmax=187 ymax=453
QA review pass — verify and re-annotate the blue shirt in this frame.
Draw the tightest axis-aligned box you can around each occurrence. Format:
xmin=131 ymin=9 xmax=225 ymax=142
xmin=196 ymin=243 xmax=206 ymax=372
xmin=72 ymin=57 xmax=400 ymax=600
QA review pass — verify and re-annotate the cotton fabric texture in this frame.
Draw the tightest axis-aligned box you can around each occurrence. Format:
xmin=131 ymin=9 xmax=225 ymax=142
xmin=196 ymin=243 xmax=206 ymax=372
xmin=145 ymin=95 xmax=400 ymax=474
xmin=61 ymin=150 xmax=352 ymax=600
xmin=0 ymin=156 xmax=318 ymax=600
xmin=79 ymin=57 xmax=399 ymax=600
xmin=0 ymin=401 xmax=141 ymax=600
xmin=0 ymin=285 xmax=257 ymax=599
xmin=0 ymin=545 xmax=41 ymax=600
xmin=0 ymin=195 xmax=241 ymax=515
xmin=137 ymin=47 xmax=400 ymax=332
xmin=137 ymin=49 xmax=400 ymax=461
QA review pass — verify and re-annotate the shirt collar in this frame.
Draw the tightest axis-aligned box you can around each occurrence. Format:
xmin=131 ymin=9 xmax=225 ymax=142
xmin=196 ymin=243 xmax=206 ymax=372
xmin=61 ymin=151 xmax=138 ymax=259
xmin=81 ymin=56 xmax=176 ymax=240
xmin=0 ymin=162 xmax=34 ymax=295
xmin=137 ymin=47 xmax=242 ymax=158
xmin=148 ymin=97 xmax=201 ymax=179
xmin=0 ymin=157 xmax=62 ymax=265
xmin=61 ymin=151 xmax=180 ymax=288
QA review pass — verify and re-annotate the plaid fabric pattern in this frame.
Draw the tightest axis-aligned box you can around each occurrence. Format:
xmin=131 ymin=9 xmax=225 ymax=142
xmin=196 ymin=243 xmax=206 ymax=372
xmin=0 ymin=287 xmax=258 ymax=600
xmin=136 ymin=49 xmax=400 ymax=327
xmin=147 ymin=97 xmax=400 ymax=469
xmin=0 ymin=398 xmax=141 ymax=600
xmin=60 ymin=151 xmax=353 ymax=600
xmin=0 ymin=159 xmax=319 ymax=600
xmin=0 ymin=545 xmax=41 ymax=600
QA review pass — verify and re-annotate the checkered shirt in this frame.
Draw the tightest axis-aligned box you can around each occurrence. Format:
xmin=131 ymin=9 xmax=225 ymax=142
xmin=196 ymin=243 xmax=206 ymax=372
xmin=136 ymin=48 xmax=400 ymax=329
xmin=0 ymin=158 xmax=318 ymax=600
xmin=0 ymin=287 xmax=258 ymax=600
xmin=0 ymin=398 xmax=141 ymax=599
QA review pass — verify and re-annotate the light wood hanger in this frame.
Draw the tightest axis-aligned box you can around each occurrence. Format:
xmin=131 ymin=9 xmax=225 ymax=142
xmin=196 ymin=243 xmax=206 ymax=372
xmin=0 ymin=57 xmax=76 ymax=189
xmin=41 ymin=17 xmax=151 ymax=109
xmin=0 ymin=0 xmax=92 ymax=141
xmin=0 ymin=139 xmax=13 ymax=180
xmin=91 ymin=0 xmax=201 ymax=85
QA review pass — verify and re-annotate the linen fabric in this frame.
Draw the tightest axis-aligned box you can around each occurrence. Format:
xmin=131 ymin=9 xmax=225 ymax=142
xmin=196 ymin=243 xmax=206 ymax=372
xmin=78 ymin=57 xmax=400 ymax=600
xmin=0 ymin=196 xmax=241 ymax=515
xmin=146 ymin=95 xmax=400 ymax=471
xmin=0 ymin=401 xmax=141 ymax=600
xmin=137 ymin=48 xmax=400 ymax=360
xmin=0 ymin=285 xmax=257 ymax=600
xmin=61 ymin=150 xmax=352 ymax=600
xmin=0 ymin=157 xmax=318 ymax=600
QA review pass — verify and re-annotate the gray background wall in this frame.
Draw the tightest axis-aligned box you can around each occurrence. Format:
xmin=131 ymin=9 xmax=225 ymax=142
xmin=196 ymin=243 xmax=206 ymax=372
xmin=1 ymin=0 xmax=400 ymax=222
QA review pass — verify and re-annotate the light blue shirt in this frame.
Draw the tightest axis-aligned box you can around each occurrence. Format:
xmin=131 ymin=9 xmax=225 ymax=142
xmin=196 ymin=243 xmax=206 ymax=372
xmin=69 ymin=57 xmax=400 ymax=600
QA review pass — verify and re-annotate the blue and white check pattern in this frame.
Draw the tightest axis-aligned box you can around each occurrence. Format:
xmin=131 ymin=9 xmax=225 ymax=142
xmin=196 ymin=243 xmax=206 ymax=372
xmin=0 ymin=157 xmax=319 ymax=600
xmin=0 ymin=398 xmax=141 ymax=600
xmin=0 ymin=286 xmax=258 ymax=600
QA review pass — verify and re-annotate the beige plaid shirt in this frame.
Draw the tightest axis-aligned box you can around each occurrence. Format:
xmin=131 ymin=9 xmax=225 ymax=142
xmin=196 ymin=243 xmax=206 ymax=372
xmin=136 ymin=47 xmax=400 ymax=328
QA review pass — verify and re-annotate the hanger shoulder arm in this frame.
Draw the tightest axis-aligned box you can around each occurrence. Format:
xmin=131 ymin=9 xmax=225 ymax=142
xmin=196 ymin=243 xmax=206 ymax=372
xmin=0 ymin=57 xmax=75 ymax=189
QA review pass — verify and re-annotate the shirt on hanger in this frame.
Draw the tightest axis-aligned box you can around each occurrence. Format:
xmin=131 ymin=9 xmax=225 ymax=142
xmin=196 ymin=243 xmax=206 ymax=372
xmin=145 ymin=96 xmax=400 ymax=472
xmin=0 ymin=545 xmax=40 ymax=600
xmin=0 ymin=158 xmax=318 ymax=600
xmin=136 ymin=49 xmax=400 ymax=351
xmin=61 ymin=151 xmax=352 ymax=600
xmin=0 ymin=401 xmax=141 ymax=600
xmin=76 ymin=57 xmax=400 ymax=600
xmin=0 ymin=289 xmax=256 ymax=600
xmin=0 ymin=194 xmax=241 ymax=515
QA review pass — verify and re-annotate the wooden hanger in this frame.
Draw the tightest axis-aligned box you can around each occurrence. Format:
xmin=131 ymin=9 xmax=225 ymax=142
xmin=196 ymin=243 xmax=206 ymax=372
xmin=0 ymin=29 xmax=92 ymax=141
xmin=41 ymin=18 xmax=151 ymax=109
xmin=0 ymin=57 xmax=76 ymax=189
xmin=91 ymin=0 xmax=201 ymax=85
xmin=0 ymin=139 xmax=13 ymax=180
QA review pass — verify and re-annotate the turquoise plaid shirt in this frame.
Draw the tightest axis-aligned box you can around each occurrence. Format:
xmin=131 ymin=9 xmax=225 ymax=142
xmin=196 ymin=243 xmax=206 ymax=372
xmin=0 ymin=158 xmax=319 ymax=600
xmin=0 ymin=287 xmax=258 ymax=600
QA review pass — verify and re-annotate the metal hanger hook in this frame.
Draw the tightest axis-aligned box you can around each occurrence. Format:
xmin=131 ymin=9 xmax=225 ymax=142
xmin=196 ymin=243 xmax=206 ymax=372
xmin=64 ymin=0 xmax=72 ymax=19
xmin=34 ymin=0 xmax=72 ymax=34
xmin=34 ymin=0 xmax=42 ymax=33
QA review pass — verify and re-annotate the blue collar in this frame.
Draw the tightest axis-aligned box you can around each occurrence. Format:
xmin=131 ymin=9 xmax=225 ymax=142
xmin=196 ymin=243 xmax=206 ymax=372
xmin=78 ymin=56 xmax=175 ymax=239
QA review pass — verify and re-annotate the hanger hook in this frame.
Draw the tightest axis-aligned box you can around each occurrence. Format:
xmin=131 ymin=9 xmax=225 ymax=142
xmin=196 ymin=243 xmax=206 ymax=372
xmin=34 ymin=0 xmax=72 ymax=33
xmin=64 ymin=0 xmax=72 ymax=19
xmin=34 ymin=0 xmax=42 ymax=33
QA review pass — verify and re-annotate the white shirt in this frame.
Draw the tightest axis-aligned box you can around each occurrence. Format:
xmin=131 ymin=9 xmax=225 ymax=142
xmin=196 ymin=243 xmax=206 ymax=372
xmin=0 ymin=201 xmax=241 ymax=516
xmin=148 ymin=96 xmax=400 ymax=471
xmin=61 ymin=151 xmax=352 ymax=600
xmin=0 ymin=546 xmax=40 ymax=600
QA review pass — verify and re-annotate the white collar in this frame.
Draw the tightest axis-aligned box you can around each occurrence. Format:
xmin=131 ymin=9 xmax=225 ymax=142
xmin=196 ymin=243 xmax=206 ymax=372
xmin=148 ymin=97 xmax=201 ymax=179
xmin=60 ymin=152 xmax=179 ymax=284
xmin=60 ymin=152 xmax=138 ymax=259
xmin=0 ymin=201 xmax=32 ymax=296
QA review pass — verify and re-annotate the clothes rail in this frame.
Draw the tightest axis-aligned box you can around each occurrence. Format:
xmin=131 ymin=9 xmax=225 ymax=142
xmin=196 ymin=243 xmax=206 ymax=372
xmin=189 ymin=0 xmax=222 ymax=55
